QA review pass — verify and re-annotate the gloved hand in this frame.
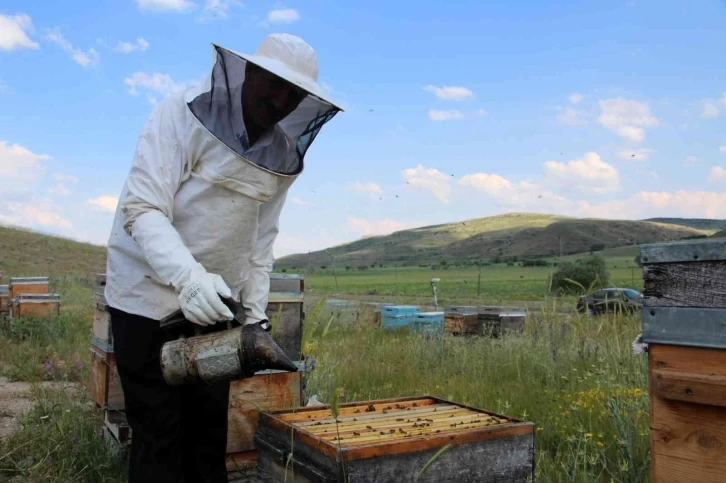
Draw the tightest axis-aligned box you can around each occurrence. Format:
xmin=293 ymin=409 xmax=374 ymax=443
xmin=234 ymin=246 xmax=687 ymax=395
xmin=178 ymin=266 xmax=235 ymax=326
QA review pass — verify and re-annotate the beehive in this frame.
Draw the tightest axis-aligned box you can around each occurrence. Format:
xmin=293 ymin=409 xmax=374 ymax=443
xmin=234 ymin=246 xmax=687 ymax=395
xmin=266 ymin=292 xmax=303 ymax=361
xmin=381 ymin=305 xmax=420 ymax=330
xmin=641 ymin=239 xmax=726 ymax=482
xmin=412 ymin=312 xmax=444 ymax=335
xmin=255 ymin=396 xmax=535 ymax=482
xmin=12 ymin=293 xmax=60 ymax=318
xmin=444 ymin=312 xmax=478 ymax=335
xmin=93 ymin=274 xmax=112 ymax=344
xmin=0 ymin=284 xmax=9 ymax=315
xmin=89 ymin=339 xmax=125 ymax=411
xmin=9 ymin=276 xmax=49 ymax=300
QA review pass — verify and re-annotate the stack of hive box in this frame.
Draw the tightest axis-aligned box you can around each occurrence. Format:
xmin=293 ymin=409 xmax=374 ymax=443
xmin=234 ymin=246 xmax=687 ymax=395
xmin=89 ymin=273 xmax=306 ymax=475
xmin=641 ymin=239 xmax=726 ymax=482
xmin=7 ymin=277 xmax=59 ymax=320
xmin=0 ymin=285 xmax=9 ymax=321
xmin=444 ymin=305 xmax=527 ymax=337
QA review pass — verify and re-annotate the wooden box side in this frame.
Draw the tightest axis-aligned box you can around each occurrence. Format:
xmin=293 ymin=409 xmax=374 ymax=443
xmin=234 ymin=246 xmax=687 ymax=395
xmin=89 ymin=346 xmax=110 ymax=408
xmin=0 ymin=295 xmax=8 ymax=313
xmin=93 ymin=308 xmax=112 ymax=343
xmin=266 ymin=301 xmax=302 ymax=361
xmin=649 ymin=344 xmax=726 ymax=483
xmin=345 ymin=431 xmax=534 ymax=483
xmin=16 ymin=301 xmax=60 ymax=318
xmin=9 ymin=283 xmax=49 ymax=300
xmin=227 ymin=370 xmax=302 ymax=454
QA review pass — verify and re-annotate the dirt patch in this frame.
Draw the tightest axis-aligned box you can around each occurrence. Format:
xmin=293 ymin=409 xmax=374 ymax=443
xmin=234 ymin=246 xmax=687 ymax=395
xmin=0 ymin=376 xmax=79 ymax=440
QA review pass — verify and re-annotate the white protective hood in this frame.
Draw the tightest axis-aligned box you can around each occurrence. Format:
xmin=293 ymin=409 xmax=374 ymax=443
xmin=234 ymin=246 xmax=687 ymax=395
xmin=105 ymin=36 xmax=340 ymax=325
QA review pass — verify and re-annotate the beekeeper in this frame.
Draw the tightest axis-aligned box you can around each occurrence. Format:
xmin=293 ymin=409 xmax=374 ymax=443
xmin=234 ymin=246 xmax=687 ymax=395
xmin=104 ymin=33 xmax=342 ymax=482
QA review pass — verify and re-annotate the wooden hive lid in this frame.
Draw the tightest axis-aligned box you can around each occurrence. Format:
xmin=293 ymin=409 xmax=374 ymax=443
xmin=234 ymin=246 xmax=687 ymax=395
xmin=259 ymin=396 xmax=533 ymax=461
xmin=9 ymin=277 xmax=49 ymax=285
xmin=15 ymin=293 xmax=60 ymax=302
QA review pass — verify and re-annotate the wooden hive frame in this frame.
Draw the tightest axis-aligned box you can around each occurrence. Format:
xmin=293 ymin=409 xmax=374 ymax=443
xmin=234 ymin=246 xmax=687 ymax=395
xmin=255 ymin=395 xmax=535 ymax=482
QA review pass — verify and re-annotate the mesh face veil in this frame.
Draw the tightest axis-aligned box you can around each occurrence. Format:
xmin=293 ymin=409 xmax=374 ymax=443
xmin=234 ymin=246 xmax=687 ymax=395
xmin=186 ymin=43 xmax=340 ymax=176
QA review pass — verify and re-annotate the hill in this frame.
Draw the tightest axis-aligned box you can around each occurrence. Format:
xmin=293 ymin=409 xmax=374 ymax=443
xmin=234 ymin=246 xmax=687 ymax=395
xmin=276 ymin=213 xmax=708 ymax=269
xmin=0 ymin=225 xmax=106 ymax=280
xmin=644 ymin=217 xmax=726 ymax=233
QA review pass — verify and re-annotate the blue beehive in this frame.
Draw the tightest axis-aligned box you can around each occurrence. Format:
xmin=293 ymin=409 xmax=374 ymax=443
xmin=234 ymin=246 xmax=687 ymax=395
xmin=381 ymin=305 xmax=420 ymax=330
xmin=381 ymin=305 xmax=420 ymax=316
xmin=412 ymin=311 xmax=445 ymax=335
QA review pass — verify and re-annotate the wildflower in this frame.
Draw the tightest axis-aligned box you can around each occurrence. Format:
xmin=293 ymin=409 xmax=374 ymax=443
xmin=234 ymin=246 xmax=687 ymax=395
xmin=596 ymin=442 xmax=604 ymax=447
xmin=585 ymin=433 xmax=593 ymax=439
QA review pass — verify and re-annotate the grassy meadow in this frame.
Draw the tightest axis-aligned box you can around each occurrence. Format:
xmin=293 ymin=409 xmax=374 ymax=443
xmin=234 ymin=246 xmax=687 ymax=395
xmin=0 ymin=267 xmax=650 ymax=482
xmin=296 ymin=248 xmax=642 ymax=307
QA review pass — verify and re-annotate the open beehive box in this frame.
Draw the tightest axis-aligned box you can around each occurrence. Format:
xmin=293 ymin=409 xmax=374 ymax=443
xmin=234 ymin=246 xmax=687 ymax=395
xmin=255 ymin=396 xmax=535 ymax=482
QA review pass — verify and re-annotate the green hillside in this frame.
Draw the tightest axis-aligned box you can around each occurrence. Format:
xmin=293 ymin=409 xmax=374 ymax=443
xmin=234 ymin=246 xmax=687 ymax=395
xmin=276 ymin=213 xmax=708 ymax=269
xmin=644 ymin=217 xmax=726 ymax=233
xmin=0 ymin=225 xmax=106 ymax=280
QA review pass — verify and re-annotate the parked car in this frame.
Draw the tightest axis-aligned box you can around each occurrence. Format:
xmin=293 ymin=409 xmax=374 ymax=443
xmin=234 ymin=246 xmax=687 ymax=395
xmin=576 ymin=288 xmax=642 ymax=315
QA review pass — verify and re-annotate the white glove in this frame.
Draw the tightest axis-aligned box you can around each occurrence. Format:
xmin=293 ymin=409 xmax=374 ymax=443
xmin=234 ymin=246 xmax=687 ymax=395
xmin=178 ymin=266 xmax=235 ymax=326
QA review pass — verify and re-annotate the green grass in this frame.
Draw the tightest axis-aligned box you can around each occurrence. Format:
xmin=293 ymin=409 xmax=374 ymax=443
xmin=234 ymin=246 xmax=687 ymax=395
xmin=0 ymin=271 xmax=650 ymax=482
xmin=302 ymin=299 xmax=650 ymax=482
xmin=296 ymin=254 xmax=644 ymax=304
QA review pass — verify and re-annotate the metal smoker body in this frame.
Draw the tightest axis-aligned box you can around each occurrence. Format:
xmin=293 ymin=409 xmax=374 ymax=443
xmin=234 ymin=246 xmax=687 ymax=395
xmin=159 ymin=297 xmax=297 ymax=386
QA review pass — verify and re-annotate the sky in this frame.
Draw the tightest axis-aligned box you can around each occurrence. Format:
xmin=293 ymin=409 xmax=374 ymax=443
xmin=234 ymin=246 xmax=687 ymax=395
xmin=1 ymin=1 xmax=725 ymax=257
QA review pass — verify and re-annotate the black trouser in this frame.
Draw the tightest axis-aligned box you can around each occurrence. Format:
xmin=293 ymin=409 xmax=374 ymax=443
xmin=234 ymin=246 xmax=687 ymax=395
xmin=110 ymin=307 xmax=231 ymax=483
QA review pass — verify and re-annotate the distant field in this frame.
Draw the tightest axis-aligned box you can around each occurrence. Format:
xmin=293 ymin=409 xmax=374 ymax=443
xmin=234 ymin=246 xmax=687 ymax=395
xmin=288 ymin=251 xmax=643 ymax=305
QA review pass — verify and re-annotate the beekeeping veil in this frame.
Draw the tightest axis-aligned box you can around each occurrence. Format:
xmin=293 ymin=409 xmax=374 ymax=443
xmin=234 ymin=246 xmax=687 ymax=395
xmin=184 ymin=33 xmax=342 ymax=175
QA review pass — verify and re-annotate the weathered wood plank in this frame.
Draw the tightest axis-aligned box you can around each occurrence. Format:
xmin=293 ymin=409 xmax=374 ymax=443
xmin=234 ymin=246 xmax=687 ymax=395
xmin=651 ymin=395 xmax=726 ymax=482
xmin=643 ymin=262 xmax=726 ymax=308
xmin=652 ymin=368 xmax=726 ymax=407
xmin=649 ymin=344 xmax=726 ymax=482
xmin=650 ymin=344 xmax=726 ymax=377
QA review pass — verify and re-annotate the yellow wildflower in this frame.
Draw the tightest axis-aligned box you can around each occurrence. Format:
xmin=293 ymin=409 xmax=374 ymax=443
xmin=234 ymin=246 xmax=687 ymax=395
xmin=596 ymin=442 xmax=604 ymax=447
xmin=585 ymin=433 xmax=593 ymax=439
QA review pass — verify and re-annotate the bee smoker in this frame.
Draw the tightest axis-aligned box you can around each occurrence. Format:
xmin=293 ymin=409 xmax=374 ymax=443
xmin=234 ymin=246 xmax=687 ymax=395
xmin=158 ymin=297 xmax=297 ymax=386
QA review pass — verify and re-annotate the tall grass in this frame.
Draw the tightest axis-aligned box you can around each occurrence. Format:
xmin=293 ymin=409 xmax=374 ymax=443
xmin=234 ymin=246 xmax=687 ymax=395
xmin=0 ymin=281 xmax=649 ymax=482
xmin=301 ymin=298 xmax=649 ymax=482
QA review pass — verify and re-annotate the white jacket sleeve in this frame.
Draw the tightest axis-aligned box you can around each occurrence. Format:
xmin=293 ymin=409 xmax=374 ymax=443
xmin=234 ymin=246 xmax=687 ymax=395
xmin=120 ymin=97 xmax=202 ymax=291
xmin=240 ymin=178 xmax=293 ymax=324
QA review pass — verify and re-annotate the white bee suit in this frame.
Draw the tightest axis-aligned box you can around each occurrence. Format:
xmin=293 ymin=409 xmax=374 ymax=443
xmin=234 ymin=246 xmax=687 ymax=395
xmin=105 ymin=36 xmax=341 ymax=325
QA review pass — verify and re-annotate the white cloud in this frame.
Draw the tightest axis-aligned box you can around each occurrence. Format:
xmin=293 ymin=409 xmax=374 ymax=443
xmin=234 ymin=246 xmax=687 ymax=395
xmin=0 ymin=79 xmax=9 ymax=94
xmin=351 ymin=182 xmax=382 ymax=195
xmin=544 ymin=152 xmax=620 ymax=194
xmin=701 ymin=100 xmax=721 ymax=119
xmin=344 ymin=217 xmax=420 ymax=238
xmin=578 ymin=191 xmax=726 ymax=220
xmin=597 ymin=97 xmax=659 ymax=143
xmin=618 ymin=148 xmax=654 ymax=161
xmin=428 ymin=109 xmax=463 ymax=121
xmin=115 ymin=38 xmax=150 ymax=53
xmin=684 ymin=155 xmax=699 ymax=166
xmin=476 ymin=109 xmax=487 ymax=116
xmin=292 ymin=197 xmax=307 ymax=205
xmin=0 ymin=141 xmax=50 ymax=180
xmin=402 ymin=164 xmax=451 ymax=202
xmin=0 ymin=13 xmax=39 ymax=51
xmin=710 ymin=166 xmax=726 ymax=180
xmin=46 ymin=28 xmax=99 ymax=68
xmin=568 ymin=93 xmax=584 ymax=104
xmin=459 ymin=173 xmax=513 ymax=198
xmin=136 ymin=0 xmax=196 ymax=12
xmin=49 ymin=173 xmax=79 ymax=197
xmin=87 ymin=195 xmax=119 ymax=213
xmin=267 ymin=8 xmax=300 ymax=24
xmin=124 ymin=72 xmax=188 ymax=100
xmin=0 ymin=198 xmax=72 ymax=230
xmin=720 ymin=146 xmax=726 ymax=154
xmin=423 ymin=85 xmax=474 ymax=101
xmin=557 ymin=107 xmax=587 ymax=126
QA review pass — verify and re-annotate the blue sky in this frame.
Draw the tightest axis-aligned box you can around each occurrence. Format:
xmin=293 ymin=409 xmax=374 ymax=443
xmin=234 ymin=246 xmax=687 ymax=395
xmin=1 ymin=0 xmax=725 ymax=257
